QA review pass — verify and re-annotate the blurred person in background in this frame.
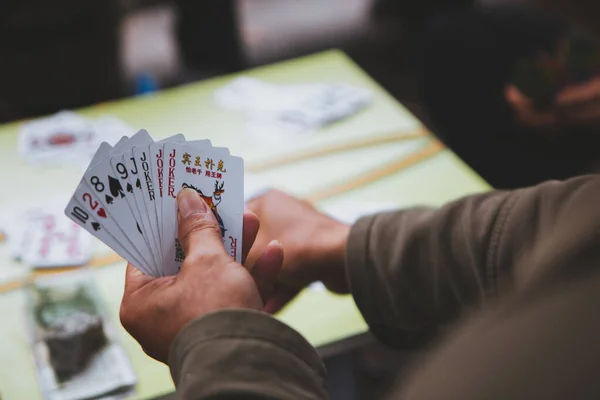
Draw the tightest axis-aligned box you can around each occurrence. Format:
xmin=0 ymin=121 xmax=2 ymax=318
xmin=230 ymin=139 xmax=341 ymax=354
xmin=174 ymin=0 xmax=244 ymax=75
xmin=0 ymin=0 xmax=121 ymax=123
xmin=0 ymin=0 xmax=245 ymax=124
xmin=418 ymin=4 xmax=600 ymax=189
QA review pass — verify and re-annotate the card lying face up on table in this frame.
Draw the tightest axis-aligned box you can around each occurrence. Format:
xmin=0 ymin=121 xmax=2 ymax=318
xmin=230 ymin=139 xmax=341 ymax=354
xmin=64 ymin=130 xmax=244 ymax=277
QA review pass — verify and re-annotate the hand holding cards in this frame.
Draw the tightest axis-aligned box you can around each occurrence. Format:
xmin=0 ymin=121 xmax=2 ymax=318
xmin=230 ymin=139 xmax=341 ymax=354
xmin=64 ymin=130 xmax=244 ymax=277
xmin=120 ymin=188 xmax=284 ymax=363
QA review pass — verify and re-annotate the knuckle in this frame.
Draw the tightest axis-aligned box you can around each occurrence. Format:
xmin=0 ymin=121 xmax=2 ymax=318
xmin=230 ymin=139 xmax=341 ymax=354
xmin=180 ymin=213 xmax=221 ymax=240
xmin=153 ymin=298 xmax=172 ymax=315
xmin=180 ymin=215 xmax=223 ymax=246
xmin=179 ymin=212 xmax=231 ymax=269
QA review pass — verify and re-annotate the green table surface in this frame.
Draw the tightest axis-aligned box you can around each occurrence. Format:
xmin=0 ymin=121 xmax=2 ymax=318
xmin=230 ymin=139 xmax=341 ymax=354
xmin=0 ymin=50 xmax=489 ymax=399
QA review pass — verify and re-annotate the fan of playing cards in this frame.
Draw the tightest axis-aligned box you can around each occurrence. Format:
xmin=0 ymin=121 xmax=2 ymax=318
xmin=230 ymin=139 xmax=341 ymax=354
xmin=64 ymin=130 xmax=244 ymax=277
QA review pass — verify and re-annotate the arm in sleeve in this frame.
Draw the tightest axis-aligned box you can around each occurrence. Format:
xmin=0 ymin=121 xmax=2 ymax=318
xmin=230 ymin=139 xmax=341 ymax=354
xmin=168 ymin=309 xmax=328 ymax=400
xmin=346 ymin=175 xmax=600 ymax=348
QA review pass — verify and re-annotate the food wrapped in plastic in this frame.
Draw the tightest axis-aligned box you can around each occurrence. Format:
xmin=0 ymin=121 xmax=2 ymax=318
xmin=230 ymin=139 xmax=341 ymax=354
xmin=43 ymin=311 xmax=107 ymax=381
xmin=26 ymin=270 xmax=136 ymax=400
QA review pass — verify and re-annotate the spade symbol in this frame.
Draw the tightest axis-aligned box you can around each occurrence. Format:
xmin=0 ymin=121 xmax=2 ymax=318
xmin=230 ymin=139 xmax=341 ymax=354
xmin=92 ymin=222 xmax=101 ymax=231
xmin=97 ymin=208 xmax=107 ymax=218
xmin=136 ymin=178 xmax=141 ymax=189
xmin=136 ymin=222 xmax=143 ymax=235
xmin=105 ymin=194 xmax=114 ymax=204
xmin=108 ymin=175 xmax=125 ymax=198
xmin=126 ymin=183 xmax=133 ymax=193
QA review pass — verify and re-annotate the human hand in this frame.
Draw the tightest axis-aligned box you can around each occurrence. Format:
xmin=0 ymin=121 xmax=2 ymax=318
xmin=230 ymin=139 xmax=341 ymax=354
xmin=506 ymin=79 xmax=600 ymax=133
xmin=247 ymin=190 xmax=351 ymax=314
xmin=119 ymin=188 xmax=284 ymax=363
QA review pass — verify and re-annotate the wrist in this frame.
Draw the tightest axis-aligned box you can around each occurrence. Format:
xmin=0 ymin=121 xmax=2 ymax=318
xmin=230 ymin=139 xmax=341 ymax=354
xmin=313 ymin=219 xmax=350 ymax=293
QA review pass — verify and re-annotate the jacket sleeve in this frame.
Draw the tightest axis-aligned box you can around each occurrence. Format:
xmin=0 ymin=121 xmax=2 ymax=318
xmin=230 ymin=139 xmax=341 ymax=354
xmin=346 ymin=175 xmax=600 ymax=348
xmin=168 ymin=309 xmax=328 ymax=400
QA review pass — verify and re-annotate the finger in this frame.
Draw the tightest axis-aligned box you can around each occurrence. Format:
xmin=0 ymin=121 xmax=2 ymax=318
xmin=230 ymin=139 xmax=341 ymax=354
xmin=263 ymin=282 xmax=301 ymax=314
xmin=556 ymin=77 xmax=600 ymax=105
xmin=560 ymin=100 xmax=600 ymax=124
xmin=123 ymin=263 xmax=154 ymax=294
xmin=177 ymin=188 xmax=228 ymax=270
xmin=251 ymin=240 xmax=284 ymax=302
xmin=242 ymin=208 xmax=260 ymax=265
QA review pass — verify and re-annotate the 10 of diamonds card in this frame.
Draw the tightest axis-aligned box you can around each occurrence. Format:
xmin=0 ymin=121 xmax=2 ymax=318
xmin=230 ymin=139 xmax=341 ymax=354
xmin=64 ymin=130 xmax=244 ymax=277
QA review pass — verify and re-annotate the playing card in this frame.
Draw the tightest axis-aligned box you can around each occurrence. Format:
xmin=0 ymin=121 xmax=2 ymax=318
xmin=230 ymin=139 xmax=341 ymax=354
xmin=5 ymin=206 xmax=90 ymax=270
xmin=21 ymin=211 xmax=92 ymax=269
xmin=19 ymin=111 xmax=132 ymax=168
xmin=66 ymin=141 xmax=153 ymax=273
xmin=162 ymin=142 xmax=244 ymax=275
xmin=109 ymin=130 xmax=162 ymax=275
xmin=125 ymin=146 xmax=162 ymax=275
xmin=149 ymin=134 xmax=186 ymax=253
xmin=8 ymin=208 xmax=45 ymax=261
xmin=159 ymin=139 xmax=213 ymax=272
xmin=19 ymin=111 xmax=95 ymax=165
xmin=65 ymin=196 xmax=149 ymax=274
xmin=67 ymin=181 xmax=153 ymax=273
xmin=129 ymin=135 xmax=190 ymax=271
xmin=65 ymin=130 xmax=245 ymax=277
xmin=214 ymin=77 xmax=372 ymax=135
xmin=81 ymin=133 xmax=157 ymax=272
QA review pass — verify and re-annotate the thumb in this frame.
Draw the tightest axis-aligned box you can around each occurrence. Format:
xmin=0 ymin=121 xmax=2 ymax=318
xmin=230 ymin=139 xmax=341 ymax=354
xmin=251 ymin=240 xmax=284 ymax=302
xmin=177 ymin=188 xmax=228 ymax=270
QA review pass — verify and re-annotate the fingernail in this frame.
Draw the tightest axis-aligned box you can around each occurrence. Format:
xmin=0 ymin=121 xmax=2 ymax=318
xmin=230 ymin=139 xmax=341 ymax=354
xmin=178 ymin=188 xmax=207 ymax=219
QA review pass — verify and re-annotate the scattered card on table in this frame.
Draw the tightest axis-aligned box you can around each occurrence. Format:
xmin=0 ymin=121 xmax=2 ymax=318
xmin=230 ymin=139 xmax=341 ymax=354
xmin=5 ymin=207 xmax=92 ymax=269
xmin=214 ymin=77 xmax=372 ymax=139
xmin=19 ymin=111 xmax=134 ymax=168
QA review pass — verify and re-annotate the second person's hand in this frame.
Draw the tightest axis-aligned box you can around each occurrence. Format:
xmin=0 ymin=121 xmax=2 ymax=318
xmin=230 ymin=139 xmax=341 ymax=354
xmin=247 ymin=190 xmax=351 ymax=314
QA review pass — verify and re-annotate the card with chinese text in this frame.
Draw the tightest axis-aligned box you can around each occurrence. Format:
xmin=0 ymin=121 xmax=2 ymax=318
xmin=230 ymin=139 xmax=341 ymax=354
xmin=64 ymin=131 xmax=244 ymax=277
xmin=162 ymin=142 xmax=243 ymax=275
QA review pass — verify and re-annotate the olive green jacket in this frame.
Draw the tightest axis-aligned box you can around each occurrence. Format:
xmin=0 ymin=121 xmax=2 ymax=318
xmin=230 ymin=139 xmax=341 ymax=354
xmin=168 ymin=176 xmax=600 ymax=399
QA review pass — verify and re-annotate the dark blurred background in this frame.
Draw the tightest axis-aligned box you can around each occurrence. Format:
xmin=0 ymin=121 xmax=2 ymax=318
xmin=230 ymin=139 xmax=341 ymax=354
xmin=0 ymin=0 xmax=448 ymax=124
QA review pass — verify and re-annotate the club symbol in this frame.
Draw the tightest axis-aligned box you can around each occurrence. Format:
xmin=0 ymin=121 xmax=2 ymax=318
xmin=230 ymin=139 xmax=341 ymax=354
xmin=97 ymin=208 xmax=107 ymax=218
xmin=105 ymin=195 xmax=114 ymax=204
xmin=108 ymin=175 xmax=125 ymax=199
xmin=91 ymin=222 xmax=101 ymax=231
xmin=126 ymin=183 xmax=133 ymax=193
xmin=136 ymin=178 xmax=141 ymax=189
